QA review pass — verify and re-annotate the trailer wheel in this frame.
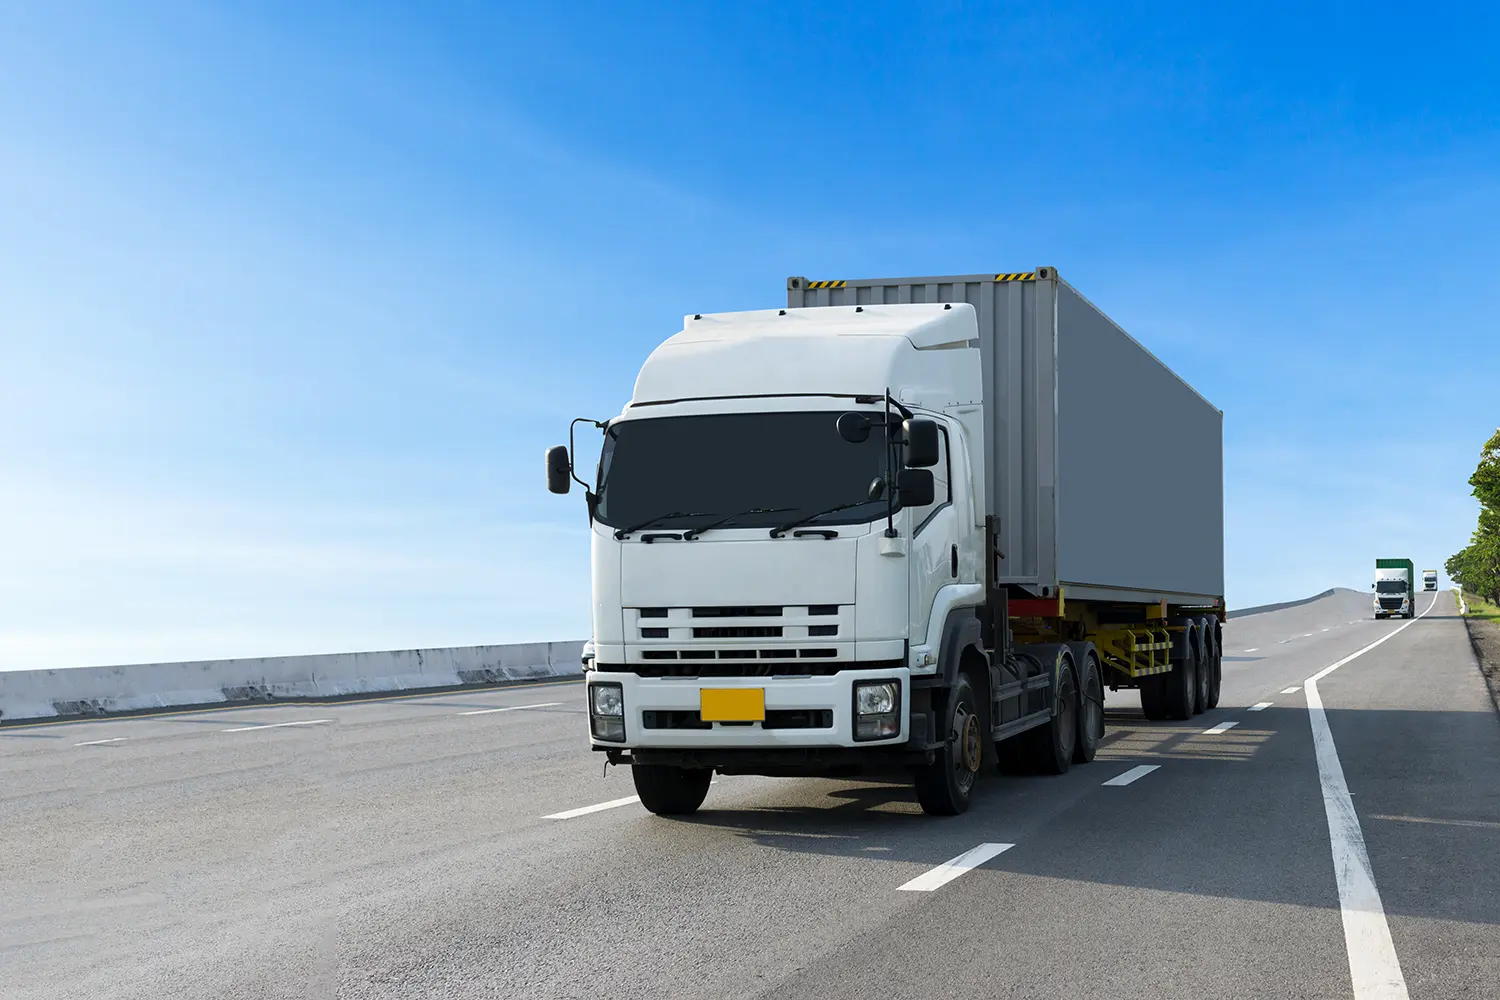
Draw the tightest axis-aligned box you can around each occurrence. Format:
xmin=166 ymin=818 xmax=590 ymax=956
xmin=1193 ymin=623 xmax=1212 ymax=715
xmin=914 ymin=671 xmax=983 ymax=815
xmin=1164 ymin=636 xmax=1198 ymax=720
xmin=1073 ymin=652 xmax=1103 ymax=764
xmin=1028 ymin=657 xmax=1077 ymax=775
xmin=1205 ymin=623 xmax=1222 ymax=710
xmin=632 ymin=764 xmax=712 ymax=816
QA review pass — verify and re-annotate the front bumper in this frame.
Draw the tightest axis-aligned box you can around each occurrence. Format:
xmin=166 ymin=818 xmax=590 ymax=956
xmin=587 ymin=667 xmax=912 ymax=750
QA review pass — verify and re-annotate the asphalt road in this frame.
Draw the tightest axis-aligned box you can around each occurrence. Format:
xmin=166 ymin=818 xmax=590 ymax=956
xmin=2 ymin=590 xmax=1496 ymax=999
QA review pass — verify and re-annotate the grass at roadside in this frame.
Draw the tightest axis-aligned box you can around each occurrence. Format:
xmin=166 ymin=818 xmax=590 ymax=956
xmin=1459 ymin=589 xmax=1500 ymax=621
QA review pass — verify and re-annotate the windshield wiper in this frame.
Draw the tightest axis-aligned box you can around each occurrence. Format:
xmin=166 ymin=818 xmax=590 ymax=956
xmin=770 ymin=499 xmax=883 ymax=538
xmin=613 ymin=510 xmax=708 ymax=540
xmin=681 ymin=507 xmax=795 ymax=541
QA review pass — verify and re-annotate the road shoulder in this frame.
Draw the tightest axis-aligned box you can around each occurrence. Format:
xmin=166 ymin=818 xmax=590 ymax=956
xmin=1461 ymin=605 xmax=1500 ymax=716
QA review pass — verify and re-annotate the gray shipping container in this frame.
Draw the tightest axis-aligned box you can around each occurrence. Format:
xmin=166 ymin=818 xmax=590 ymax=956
xmin=787 ymin=268 xmax=1224 ymax=606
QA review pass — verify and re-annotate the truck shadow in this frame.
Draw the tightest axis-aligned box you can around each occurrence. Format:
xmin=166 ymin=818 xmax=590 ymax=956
xmin=676 ymin=703 xmax=1500 ymax=929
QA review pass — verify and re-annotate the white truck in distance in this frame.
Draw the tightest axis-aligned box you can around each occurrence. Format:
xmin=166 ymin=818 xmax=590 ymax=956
xmin=1423 ymin=569 xmax=1438 ymax=591
xmin=547 ymin=269 xmax=1225 ymax=816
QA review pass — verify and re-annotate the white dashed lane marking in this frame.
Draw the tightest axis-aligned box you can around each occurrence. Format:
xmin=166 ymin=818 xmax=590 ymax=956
xmin=1203 ymin=721 xmax=1240 ymax=734
xmin=221 ymin=719 xmax=332 ymax=733
xmin=897 ymin=843 xmax=1014 ymax=892
xmin=458 ymin=702 xmax=562 ymax=716
xmin=543 ymin=795 xmax=642 ymax=820
xmin=1248 ymin=703 xmax=1272 ymax=712
xmin=1103 ymin=764 xmax=1160 ymax=786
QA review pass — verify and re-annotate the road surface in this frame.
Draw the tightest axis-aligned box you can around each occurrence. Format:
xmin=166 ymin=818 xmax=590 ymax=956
xmin=2 ymin=590 xmax=1496 ymax=999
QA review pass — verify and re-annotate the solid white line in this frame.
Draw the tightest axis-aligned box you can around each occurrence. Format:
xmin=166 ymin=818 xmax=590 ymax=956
xmin=1305 ymin=594 xmax=1434 ymax=999
xmin=1102 ymin=764 xmax=1160 ymax=786
xmin=221 ymin=719 xmax=332 ymax=733
xmin=543 ymin=795 xmax=641 ymax=820
xmin=74 ymin=737 xmax=126 ymax=746
xmin=1282 ymin=686 xmax=1302 ymax=694
xmin=896 ymin=842 xmax=1014 ymax=891
xmin=458 ymin=701 xmax=562 ymax=716
xmin=1248 ymin=702 xmax=1272 ymax=712
xmin=1203 ymin=720 xmax=1240 ymax=734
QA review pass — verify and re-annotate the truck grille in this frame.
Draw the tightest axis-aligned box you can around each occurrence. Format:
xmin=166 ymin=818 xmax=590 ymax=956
xmin=627 ymin=604 xmax=849 ymax=658
xmin=641 ymin=709 xmax=834 ymax=730
xmin=1379 ymin=597 xmax=1404 ymax=610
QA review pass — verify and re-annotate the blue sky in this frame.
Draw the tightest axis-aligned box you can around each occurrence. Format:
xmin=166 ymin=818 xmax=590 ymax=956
xmin=3 ymin=2 xmax=1497 ymax=668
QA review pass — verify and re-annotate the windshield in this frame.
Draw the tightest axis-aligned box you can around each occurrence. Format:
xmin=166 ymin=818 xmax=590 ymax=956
xmin=595 ymin=411 xmax=897 ymax=531
xmin=1376 ymin=580 xmax=1409 ymax=593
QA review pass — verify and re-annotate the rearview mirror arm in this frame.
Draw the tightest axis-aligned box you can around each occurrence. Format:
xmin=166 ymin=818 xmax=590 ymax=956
xmin=568 ymin=417 xmax=605 ymax=491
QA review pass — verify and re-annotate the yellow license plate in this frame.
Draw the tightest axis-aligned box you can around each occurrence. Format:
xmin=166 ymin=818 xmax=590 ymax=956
xmin=699 ymin=688 xmax=766 ymax=722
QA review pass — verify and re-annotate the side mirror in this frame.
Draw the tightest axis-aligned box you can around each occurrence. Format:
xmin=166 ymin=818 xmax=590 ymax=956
xmin=837 ymin=412 xmax=873 ymax=443
xmin=867 ymin=477 xmax=887 ymax=502
xmin=546 ymin=445 xmax=572 ymax=495
xmin=896 ymin=468 xmax=935 ymax=507
xmin=903 ymin=418 xmax=940 ymax=468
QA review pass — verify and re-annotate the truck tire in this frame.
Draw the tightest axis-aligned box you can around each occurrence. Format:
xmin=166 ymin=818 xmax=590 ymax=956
xmin=1164 ymin=638 xmax=1198 ymax=721
xmin=632 ymin=764 xmax=712 ymax=816
xmin=1073 ymin=652 xmax=1103 ymax=764
xmin=914 ymin=671 xmax=984 ymax=815
xmin=1027 ymin=657 xmax=1077 ymax=775
xmin=1193 ymin=620 xmax=1212 ymax=713
xmin=1205 ymin=624 xmax=1223 ymax=710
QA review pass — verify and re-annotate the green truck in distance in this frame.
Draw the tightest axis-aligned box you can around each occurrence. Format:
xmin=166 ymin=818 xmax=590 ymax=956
xmin=1373 ymin=558 xmax=1415 ymax=619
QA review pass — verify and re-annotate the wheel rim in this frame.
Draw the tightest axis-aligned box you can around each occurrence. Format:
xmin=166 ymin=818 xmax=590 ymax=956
xmin=952 ymin=697 xmax=981 ymax=793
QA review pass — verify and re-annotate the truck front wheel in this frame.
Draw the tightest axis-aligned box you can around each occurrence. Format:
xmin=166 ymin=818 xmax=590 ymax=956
xmin=632 ymin=764 xmax=712 ymax=816
xmin=914 ymin=671 xmax=984 ymax=816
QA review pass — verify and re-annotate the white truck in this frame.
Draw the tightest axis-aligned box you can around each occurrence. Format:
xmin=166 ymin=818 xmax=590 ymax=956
xmin=547 ymin=269 xmax=1225 ymax=816
xmin=1422 ymin=569 xmax=1438 ymax=592
xmin=1373 ymin=559 xmax=1416 ymax=618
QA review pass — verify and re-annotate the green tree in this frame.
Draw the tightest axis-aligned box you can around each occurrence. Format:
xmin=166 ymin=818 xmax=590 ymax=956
xmin=1450 ymin=429 xmax=1500 ymax=604
xmin=1470 ymin=428 xmax=1500 ymax=510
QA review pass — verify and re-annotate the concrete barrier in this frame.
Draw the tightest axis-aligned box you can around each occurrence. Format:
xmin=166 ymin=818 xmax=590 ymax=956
xmin=0 ymin=640 xmax=587 ymax=723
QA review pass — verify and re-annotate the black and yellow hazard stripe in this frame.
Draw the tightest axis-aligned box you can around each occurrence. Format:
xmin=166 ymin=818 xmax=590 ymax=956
xmin=993 ymin=272 xmax=1036 ymax=282
xmin=804 ymin=280 xmax=847 ymax=289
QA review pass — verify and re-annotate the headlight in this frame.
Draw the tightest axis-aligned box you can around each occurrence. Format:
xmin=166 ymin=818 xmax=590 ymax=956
xmin=853 ymin=680 xmax=901 ymax=741
xmin=856 ymin=682 xmax=896 ymax=715
xmin=589 ymin=682 xmax=625 ymax=742
xmin=591 ymin=683 xmax=623 ymax=716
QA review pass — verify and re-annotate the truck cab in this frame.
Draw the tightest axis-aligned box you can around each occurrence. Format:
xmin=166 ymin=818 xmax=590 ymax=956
xmin=1373 ymin=559 xmax=1415 ymax=619
xmin=1422 ymin=570 xmax=1438 ymax=592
